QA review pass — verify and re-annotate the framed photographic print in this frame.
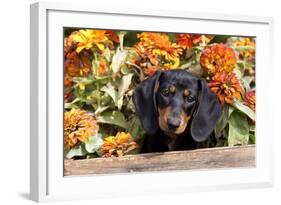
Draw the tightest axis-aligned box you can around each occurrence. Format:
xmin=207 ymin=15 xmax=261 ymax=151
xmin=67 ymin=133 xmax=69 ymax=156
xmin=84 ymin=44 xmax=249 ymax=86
xmin=30 ymin=2 xmax=274 ymax=202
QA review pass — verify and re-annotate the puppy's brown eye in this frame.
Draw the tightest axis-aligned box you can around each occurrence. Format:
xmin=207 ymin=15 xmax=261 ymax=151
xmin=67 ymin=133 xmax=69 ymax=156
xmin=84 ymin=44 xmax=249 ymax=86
xmin=185 ymin=95 xmax=195 ymax=102
xmin=161 ymin=88 xmax=169 ymax=97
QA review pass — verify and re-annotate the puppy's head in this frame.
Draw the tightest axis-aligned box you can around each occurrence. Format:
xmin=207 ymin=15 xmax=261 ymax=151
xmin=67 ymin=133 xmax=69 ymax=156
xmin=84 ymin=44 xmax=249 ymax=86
xmin=156 ymin=71 xmax=198 ymax=137
xmin=133 ymin=70 xmax=222 ymax=142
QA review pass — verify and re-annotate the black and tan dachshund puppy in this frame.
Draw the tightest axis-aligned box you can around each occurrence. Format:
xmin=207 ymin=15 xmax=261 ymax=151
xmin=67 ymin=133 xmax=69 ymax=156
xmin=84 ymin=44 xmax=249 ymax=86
xmin=133 ymin=69 xmax=222 ymax=153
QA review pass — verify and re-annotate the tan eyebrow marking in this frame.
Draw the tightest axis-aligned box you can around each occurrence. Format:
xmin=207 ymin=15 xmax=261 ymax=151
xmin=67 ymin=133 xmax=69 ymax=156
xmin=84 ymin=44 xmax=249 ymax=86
xmin=184 ymin=89 xmax=189 ymax=97
xmin=169 ymin=85 xmax=176 ymax=93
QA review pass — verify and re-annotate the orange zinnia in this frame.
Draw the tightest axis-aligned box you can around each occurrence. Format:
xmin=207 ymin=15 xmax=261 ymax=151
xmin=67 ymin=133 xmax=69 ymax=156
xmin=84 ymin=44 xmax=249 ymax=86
xmin=200 ymin=43 xmax=236 ymax=75
xmin=208 ymin=72 xmax=243 ymax=105
xmin=64 ymin=109 xmax=98 ymax=150
xmin=101 ymin=132 xmax=138 ymax=157
xmin=64 ymin=75 xmax=74 ymax=103
xmin=135 ymin=32 xmax=182 ymax=69
xmin=96 ymin=59 xmax=108 ymax=76
xmin=105 ymin=30 xmax=120 ymax=43
xmin=64 ymin=50 xmax=92 ymax=77
xmin=176 ymin=34 xmax=212 ymax=49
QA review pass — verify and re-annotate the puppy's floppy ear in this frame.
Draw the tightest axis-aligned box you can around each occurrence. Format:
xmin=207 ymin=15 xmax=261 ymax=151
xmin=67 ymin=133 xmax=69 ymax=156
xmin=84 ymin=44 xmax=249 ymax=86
xmin=133 ymin=71 xmax=162 ymax=135
xmin=191 ymin=79 xmax=222 ymax=142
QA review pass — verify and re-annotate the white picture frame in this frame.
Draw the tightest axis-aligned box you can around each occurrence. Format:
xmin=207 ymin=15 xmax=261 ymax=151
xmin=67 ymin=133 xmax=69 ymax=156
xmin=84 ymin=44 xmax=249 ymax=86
xmin=30 ymin=2 xmax=274 ymax=202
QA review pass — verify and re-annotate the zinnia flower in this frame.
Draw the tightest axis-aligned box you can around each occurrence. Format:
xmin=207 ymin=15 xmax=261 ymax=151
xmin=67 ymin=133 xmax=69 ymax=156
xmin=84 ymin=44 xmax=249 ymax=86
xmin=208 ymin=72 xmax=243 ymax=105
xmin=144 ymin=66 xmax=158 ymax=76
xmin=235 ymin=37 xmax=255 ymax=59
xmin=64 ymin=91 xmax=74 ymax=103
xmin=176 ymin=34 xmax=212 ymax=49
xmin=101 ymin=132 xmax=138 ymax=157
xmin=200 ymin=43 xmax=236 ymax=75
xmin=97 ymin=59 xmax=108 ymax=76
xmin=64 ymin=75 xmax=74 ymax=87
xmin=244 ymin=90 xmax=256 ymax=112
xmin=66 ymin=29 xmax=119 ymax=53
xmin=68 ymin=30 xmax=108 ymax=53
xmin=105 ymin=30 xmax=120 ymax=43
xmin=64 ymin=109 xmax=98 ymax=150
xmin=135 ymin=32 xmax=182 ymax=69
xmin=64 ymin=49 xmax=93 ymax=77
xmin=64 ymin=75 xmax=74 ymax=103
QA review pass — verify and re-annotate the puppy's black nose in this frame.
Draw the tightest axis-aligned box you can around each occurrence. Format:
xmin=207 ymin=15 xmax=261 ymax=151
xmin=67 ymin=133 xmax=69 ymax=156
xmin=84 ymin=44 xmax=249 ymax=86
xmin=167 ymin=117 xmax=181 ymax=130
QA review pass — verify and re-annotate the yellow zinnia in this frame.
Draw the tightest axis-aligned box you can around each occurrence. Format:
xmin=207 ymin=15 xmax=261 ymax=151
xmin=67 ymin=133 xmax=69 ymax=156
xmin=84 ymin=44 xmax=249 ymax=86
xmin=67 ymin=29 xmax=117 ymax=53
xmin=101 ymin=132 xmax=138 ymax=157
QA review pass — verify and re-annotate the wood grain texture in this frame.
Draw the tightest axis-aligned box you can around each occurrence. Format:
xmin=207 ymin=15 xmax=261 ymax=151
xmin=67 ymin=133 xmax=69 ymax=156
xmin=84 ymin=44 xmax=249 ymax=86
xmin=64 ymin=145 xmax=255 ymax=176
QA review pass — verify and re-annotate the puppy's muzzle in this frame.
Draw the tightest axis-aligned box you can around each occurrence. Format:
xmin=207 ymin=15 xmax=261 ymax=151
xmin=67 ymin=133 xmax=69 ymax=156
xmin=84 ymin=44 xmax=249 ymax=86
xmin=167 ymin=116 xmax=181 ymax=130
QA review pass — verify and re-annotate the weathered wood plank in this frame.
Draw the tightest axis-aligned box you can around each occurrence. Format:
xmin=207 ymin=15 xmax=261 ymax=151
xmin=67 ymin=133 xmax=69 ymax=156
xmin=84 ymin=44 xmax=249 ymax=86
xmin=64 ymin=145 xmax=255 ymax=176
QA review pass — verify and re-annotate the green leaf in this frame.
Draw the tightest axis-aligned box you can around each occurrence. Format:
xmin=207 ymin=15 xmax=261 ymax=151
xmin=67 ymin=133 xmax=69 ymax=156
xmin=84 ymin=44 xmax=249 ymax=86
xmin=100 ymin=94 xmax=112 ymax=106
xmin=96 ymin=110 xmax=128 ymax=129
xmin=94 ymin=105 xmax=110 ymax=115
xmin=236 ymin=60 xmax=245 ymax=70
xmin=179 ymin=60 xmax=193 ymax=69
xmin=241 ymin=76 xmax=255 ymax=92
xmin=118 ymin=73 xmax=133 ymax=97
xmin=125 ymin=60 xmax=145 ymax=81
xmin=126 ymin=96 xmax=136 ymax=112
xmin=111 ymin=47 xmax=128 ymax=73
xmin=65 ymin=144 xmax=87 ymax=159
xmin=117 ymin=73 xmax=133 ymax=110
xmin=64 ymin=103 xmax=79 ymax=109
xmin=118 ymin=31 xmax=126 ymax=51
xmin=234 ymin=45 xmax=255 ymax=51
xmin=121 ymin=65 xmax=130 ymax=75
xmin=209 ymin=35 xmax=230 ymax=44
xmin=85 ymin=133 xmax=103 ymax=153
xmin=101 ymin=83 xmax=118 ymax=105
xmin=91 ymin=90 xmax=101 ymax=101
xmin=228 ymin=111 xmax=250 ymax=146
xmin=64 ymin=98 xmax=80 ymax=109
xmin=72 ymin=76 xmax=96 ymax=85
xmin=104 ymin=47 xmax=111 ymax=62
xmin=232 ymin=101 xmax=255 ymax=121
xmin=128 ymin=117 xmax=145 ymax=139
xmin=249 ymin=132 xmax=256 ymax=144
xmin=228 ymin=105 xmax=235 ymax=116
xmin=215 ymin=105 xmax=230 ymax=138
